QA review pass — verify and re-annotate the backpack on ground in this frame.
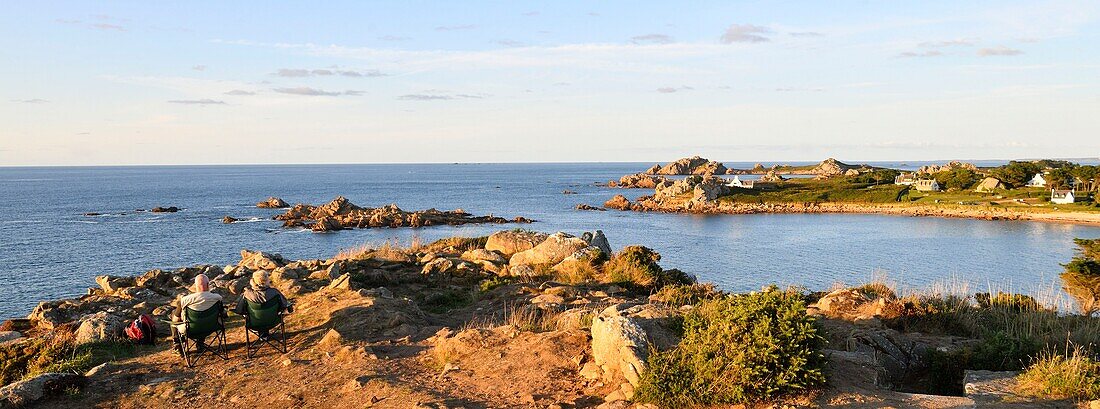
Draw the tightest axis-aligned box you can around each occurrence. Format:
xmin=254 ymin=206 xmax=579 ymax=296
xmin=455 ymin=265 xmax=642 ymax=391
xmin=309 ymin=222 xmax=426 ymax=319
xmin=125 ymin=314 xmax=157 ymax=345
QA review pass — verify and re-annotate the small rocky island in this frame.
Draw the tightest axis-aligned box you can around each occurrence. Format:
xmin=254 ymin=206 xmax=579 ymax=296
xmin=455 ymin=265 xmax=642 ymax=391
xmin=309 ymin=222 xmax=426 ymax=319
xmin=271 ymin=196 xmax=531 ymax=232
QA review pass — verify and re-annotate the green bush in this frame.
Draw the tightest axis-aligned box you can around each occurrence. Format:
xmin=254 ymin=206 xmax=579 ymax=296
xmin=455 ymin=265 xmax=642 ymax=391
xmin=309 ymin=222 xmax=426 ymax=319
xmin=974 ymin=292 xmax=1042 ymax=312
xmin=634 ymin=287 xmax=826 ymax=406
xmin=650 ymin=283 xmax=722 ymax=307
xmin=604 ymin=246 xmax=692 ymax=288
xmin=1062 ymin=238 xmax=1100 ymax=316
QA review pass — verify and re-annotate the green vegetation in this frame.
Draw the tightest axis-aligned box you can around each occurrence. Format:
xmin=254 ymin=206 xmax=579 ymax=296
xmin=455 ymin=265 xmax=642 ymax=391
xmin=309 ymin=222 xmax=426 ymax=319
xmin=650 ymin=283 xmax=722 ymax=307
xmin=604 ymin=246 xmax=691 ymax=287
xmin=0 ymin=331 xmax=138 ymax=387
xmin=634 ymin=287 xmax=826 ymax=407
xmin=991 ymin=161 xmax=1042 ymax=188
xmin=720 ymin=178 xmax=910 ymax=204
xmin=418 ymin=287 xmax=475 ymax=313
xmin=1061 ymin=238 xmax=1100 ymax=315
xmin=1017 ymin=347 xmax=1100 ymax=401
xmin=930 ymin=168 xmax=980 ymax=191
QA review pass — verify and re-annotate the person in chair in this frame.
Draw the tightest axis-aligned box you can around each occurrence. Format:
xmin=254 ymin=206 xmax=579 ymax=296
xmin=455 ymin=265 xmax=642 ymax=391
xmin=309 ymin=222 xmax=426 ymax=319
xmin=234 ymin=270 xmax=292 ymax=340
xmin=171 ymin=274 xmax=223 ymax=354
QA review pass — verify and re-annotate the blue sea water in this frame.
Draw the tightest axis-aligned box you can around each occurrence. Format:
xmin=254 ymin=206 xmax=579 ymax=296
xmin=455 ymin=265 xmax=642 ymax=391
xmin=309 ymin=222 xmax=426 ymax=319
xmin=2 ymin=162 xmax=1099 ymax=320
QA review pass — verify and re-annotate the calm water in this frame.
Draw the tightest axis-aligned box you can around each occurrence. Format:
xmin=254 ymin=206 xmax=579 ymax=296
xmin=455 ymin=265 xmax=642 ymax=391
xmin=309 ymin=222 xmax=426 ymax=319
xmin=2 ymin=162 xmax=1099 ymax=320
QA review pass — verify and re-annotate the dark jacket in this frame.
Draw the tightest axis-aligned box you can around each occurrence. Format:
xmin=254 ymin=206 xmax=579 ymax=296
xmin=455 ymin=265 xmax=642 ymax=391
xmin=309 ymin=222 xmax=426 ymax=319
xmin=234 ymin=286 xmax=291 ymax=316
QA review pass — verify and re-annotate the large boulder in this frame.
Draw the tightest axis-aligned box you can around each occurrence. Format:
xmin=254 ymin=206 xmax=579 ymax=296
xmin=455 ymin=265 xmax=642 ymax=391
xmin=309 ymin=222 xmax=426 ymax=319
xmin=256 ymin=196 xmax=289 ymax=208
xmin=238 ymin=249 xmax=287 ymax=270
xmin=603 ymin=195 xmax=632 ymax=211
xmin=591 ymin=304 xmax=680 ymax=387
xmin=94 ymin=275 xmax=134 ymax=294
xmin=691 ymin=177 xmax=730 ymax=202
xmin=0 ymin=373 xmax=86 ymax=408
xmin=74 ymin=312 xmax=126 ymax=345
xmin=582 ymin=230 xmax=613 ymax=255
xmin=509 ymin=232 xmax=590 ymax=267
xmin=485 ymin=230 xmax=549 ymax=256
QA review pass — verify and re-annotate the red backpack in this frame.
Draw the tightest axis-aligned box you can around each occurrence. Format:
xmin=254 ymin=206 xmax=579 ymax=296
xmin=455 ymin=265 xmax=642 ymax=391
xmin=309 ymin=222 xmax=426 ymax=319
xmin=125 ymin=314 xmax=157 ymax=345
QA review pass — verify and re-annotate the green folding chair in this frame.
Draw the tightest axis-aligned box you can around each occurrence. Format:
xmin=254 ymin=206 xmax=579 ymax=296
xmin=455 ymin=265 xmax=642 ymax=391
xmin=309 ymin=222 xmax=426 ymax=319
xmin=243 ymin=298 xmax=287 ymax=358
xmin=173 ymin=301 xmax=228 ymax=367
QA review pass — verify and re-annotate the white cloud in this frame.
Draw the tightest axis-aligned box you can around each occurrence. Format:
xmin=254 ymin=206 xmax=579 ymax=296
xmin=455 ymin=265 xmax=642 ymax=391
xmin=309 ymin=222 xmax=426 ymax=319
xmin=978 ymin=46 xmax=1024 ymax=56
xmin=720 ymin=24 xmax=772 ymax=43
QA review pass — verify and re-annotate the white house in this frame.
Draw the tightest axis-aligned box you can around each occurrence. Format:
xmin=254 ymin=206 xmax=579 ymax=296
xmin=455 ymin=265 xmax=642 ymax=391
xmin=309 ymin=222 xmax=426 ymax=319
xmin=913 ymin=179 xmax=941 ymax=192
xmin=894 ymin=173 xmax=917 ymax=185
xmin=1026 ymin=173 xmax=1047 ymax=187
xmin=727 ymin=175 xmax=754 ymax=189
xmin=1051 ymin=189 xmax=1077 ymax=204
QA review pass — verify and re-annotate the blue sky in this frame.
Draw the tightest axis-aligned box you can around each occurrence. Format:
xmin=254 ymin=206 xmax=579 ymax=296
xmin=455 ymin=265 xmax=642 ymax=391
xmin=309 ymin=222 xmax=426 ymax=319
xmin=2 ymin=1 xmax=1099 ymax=165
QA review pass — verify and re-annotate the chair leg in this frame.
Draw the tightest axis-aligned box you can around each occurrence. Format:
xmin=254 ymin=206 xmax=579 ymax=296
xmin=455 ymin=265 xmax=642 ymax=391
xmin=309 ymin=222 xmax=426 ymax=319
xmin=279 ymin=322 xmax=287 ymax=353
xmin=246 ymin=328 xmax=253 ymax=359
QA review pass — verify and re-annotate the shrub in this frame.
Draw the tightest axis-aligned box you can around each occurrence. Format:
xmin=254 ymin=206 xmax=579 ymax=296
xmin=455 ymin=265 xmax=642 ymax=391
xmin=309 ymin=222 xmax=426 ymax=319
xmin=1017 ymin=347 xmax=1100 ymax=401
xmin=1062 ymin=238 xmax=1100 ymax=315
xmin=634 ymin=287 xmax=826 ymax=406
xmin=604 ymin=246 xmax=692 ymax=288
xmin=650 ymin=283 xmax=722 ymax=307
xmin=0 ymin=331 xmax=137 ymax=387
xmin=418 ymin=288 xmax=474 ymax=314
xmin=974 ymin=292 xmax=1042 ymax=312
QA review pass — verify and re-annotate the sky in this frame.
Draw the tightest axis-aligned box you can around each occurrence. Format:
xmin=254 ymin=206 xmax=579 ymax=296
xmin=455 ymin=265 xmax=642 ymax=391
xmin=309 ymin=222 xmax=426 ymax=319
xmin=2 ymin=1 xmax=1099 ymax=166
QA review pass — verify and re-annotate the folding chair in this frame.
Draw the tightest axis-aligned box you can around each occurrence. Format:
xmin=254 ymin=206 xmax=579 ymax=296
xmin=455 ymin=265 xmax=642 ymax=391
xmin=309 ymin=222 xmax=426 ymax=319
xmin=173 ymin=301 xmax=229 ymax=367
xmin=243 ymin=298 xmax=288 ymax=358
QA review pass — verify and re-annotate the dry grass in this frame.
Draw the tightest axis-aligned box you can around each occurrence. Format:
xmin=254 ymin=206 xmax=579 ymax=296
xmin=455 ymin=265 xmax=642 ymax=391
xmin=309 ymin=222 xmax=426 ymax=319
xmin=1016 ymin=345 xmax=1100 ymax=401
xmin=334 ymin=239 xmax=417 ymax=262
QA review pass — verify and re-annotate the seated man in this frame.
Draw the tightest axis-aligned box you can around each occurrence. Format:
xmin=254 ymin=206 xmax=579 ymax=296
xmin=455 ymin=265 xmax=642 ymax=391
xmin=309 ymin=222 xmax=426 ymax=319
xmin=233 ymin=270 xmax=292 ymax=339
xmin=172 ymin=274 xmax=223 ymax=354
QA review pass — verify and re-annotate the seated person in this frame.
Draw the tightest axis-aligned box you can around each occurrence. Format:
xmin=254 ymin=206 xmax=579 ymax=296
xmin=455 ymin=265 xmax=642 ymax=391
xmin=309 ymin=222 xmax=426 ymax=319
xmin=171 ymin=274 xmax=223 ymax=353
xmin=233 ymin=270 xmax=292 ymax=339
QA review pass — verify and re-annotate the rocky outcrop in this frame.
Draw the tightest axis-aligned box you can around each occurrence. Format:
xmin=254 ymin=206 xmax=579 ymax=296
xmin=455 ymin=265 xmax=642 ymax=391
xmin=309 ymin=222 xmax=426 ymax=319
xmin=653 ymin=175 xmax=729 ymax=203
xmin=150 ymin=206 xmax=179 ymax=213
xmin=575 ymin=204 xmax=605 ymax=211
xmin=0 ymin=373 xmax=85 ymax=408
xmin=603 ymin=195 xmax=633 ymax=211
xmin=609 ymin=173 xmax=667 ymax=189
xmin=653 ymin=156 xmax=727 ymax=175
xmin=485 ymin=230 xmax=549 ymax=256
xmin=256 ymin=196 xmax=290 ymax=208
xmin=760 ymin=169 xmax=786 ymax=182
xmin=918 ymin=161 xmax=978 ymax=175
xmin=274 ymin=196 xmax=526 ymax=232
xmin=239 ymin=249 xmax=288 ymax=271
xmin=811 ymin=158 xmax=857 ymax=177
xmin=509 ymin=232 xmax=590 ymax=267
xmin=582 ymin=230 xmax=612 ymax=255
xmin=222 ymin=216 xmax=238 ymax=224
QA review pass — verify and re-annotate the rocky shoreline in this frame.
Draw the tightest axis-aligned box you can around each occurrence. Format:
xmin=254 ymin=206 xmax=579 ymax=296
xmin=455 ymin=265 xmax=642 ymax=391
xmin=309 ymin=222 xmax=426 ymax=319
xmin=1 ymin=229 xmax=1094 ymax=408
xmin=603 ymin=194 xmax=1100 ymax=225
xmin=245 ymin=196 xmax=532 ymax=232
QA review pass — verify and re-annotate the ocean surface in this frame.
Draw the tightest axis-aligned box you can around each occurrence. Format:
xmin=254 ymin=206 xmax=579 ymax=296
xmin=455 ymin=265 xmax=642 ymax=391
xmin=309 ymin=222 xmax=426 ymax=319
xmin=3 ymin=162 xmax=1100 ymax=320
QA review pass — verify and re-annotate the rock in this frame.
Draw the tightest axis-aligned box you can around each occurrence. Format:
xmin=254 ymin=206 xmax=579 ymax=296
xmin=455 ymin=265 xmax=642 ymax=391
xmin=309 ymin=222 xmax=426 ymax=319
xmin=812 ymin=287 xmax=900 ymax=320
xmin=591 ymin=304 xmax=681 ymax=388
xmin=562 ymin=190 xmax=577 ymax=195
xmin=74 ymin=312 xmax=126 ymax=345
xmin=274 ymin=196 xmax=520 ymax=232
xmin=222 ymin=216 xmax=238 ymax=224
xmin=94 ymin=275 xmax=134 ymax=293
xmin=691 ymin=177 xmax=730 ymax=202
xmin=810 ymin=158 xmax=857 ymax=177
xmin=0 ymin=331 xmax=21 ymax=344
xmin=460 ymin=249 xmax=506 ymax=265
xmin=531 ymin=293 xmax=565 ymax=305
xmin=575 ymin=204 xmax=606 ymax=211
xmin=421 ymin=258 xmax=455 ymax=276
xmin=579 ymin=361 xmax=602 ymax=380
xmin=643 ymin=164 xmax=662 ymax=174
xmin=0 ymin=373 xmax=85 ymax=408
xmin=485 ymin=230 xmax=549 ymax=256
xmin=584 ymin=230 xmax=612 ymax=254
xmin=963 ymin=370 xmax=1027 ymax=405
xmin=506 ymin=264 xmax=535 ymax=277
xmin=238 ymin=249 xmax=287 ymax=270
xmin=150 ymin=206 xmax=179 ymax=213
xmin=603 ymin=195 xmax=632 ymax=211
xmin=509 ymin=232 xmax=590 ymax=267
xmin=327 ymin=273 xmax=357 ymax=291
xmin=615 ymin=173 xmax=667 ymax=189
xmin=654 ymin=156 xmax=726 ymax=175
xmin=256 ymin=196 xmax=289 ymax=208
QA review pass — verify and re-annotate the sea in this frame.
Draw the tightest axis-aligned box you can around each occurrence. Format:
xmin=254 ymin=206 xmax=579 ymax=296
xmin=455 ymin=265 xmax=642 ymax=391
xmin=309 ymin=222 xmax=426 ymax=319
xmin=3 ymin=161 xmax=1100 ymax=320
